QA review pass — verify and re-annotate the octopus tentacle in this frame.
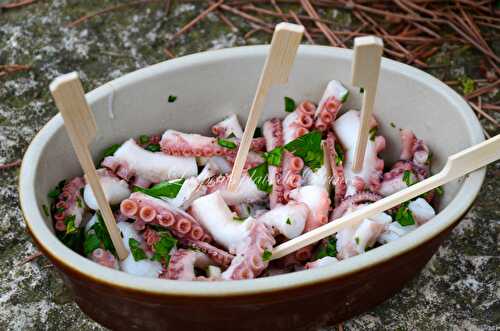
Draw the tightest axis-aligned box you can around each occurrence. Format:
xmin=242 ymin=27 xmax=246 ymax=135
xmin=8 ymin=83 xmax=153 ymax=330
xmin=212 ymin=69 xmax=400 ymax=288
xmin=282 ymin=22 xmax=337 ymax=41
xmin=160 ymin=130 xmax=265 ymax=157
xmin=258 ymin=202 xmax=309 ymax=239
xmin=180 ymin=239 xmax=234 ymax=268
xmin=102 ymin=139 xmax=197 ymax=187
xmin=289 ymin=185 xmax=330 ymax=261
xmin=162 ymin=249 xmax=213 ymax=281
xmin=211 ymin=114 xmax=243 ymax=139
xmin=53 ymin=177 xmax=86 ymax=231
xmin=120 ymin=192 xmax=210 ymax=242
xmin=331 ymin=191 xmax=383 ymax=221
xmin=263 ymin=118 xmax=286 ymax=207
xmin=314 ymin=80 xmax=348 ymax=131
xmin=83 ymin=168 xmax=130 ymax=210
xmin=324 ymin=132 xmax=346 ymax=206
xmin=281 ymin=151 xmax=304 ymax=202
xmin=332 ymin=110 xmax=385 ymax=196
xmin=204 ymin=173 xmax=267 ymax=206
xmin=283 ymin=101 xmax=316 ymax=144
xmin=90 ymin=248 xmax=119 ymax=269
xmin=221 ymin=220 xmax=275 ymax=280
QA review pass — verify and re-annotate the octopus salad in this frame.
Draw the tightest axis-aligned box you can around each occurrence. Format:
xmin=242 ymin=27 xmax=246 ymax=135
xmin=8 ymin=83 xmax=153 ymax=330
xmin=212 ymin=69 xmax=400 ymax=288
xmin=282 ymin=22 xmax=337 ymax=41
xmin=46 ymin=79 xmax=441 ymax=281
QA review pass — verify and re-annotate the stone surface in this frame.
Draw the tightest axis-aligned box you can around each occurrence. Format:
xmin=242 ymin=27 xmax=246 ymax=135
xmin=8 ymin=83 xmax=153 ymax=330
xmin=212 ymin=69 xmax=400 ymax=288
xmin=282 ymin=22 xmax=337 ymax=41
xmin=0 ymin=1 xmax=498 ymax=330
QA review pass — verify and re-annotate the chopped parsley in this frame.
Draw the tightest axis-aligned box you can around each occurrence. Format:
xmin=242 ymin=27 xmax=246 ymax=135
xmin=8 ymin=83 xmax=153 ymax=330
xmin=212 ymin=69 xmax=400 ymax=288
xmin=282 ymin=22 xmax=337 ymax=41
xmin=76 ymin=197 xmax=83 ymax=208
xmin=42 ymin=204 xmax=49 ymax=217
xmin=314 ymin=237 xmax=337 ymax=260
xmin=248 ymin=163 xmax=272 ymax=193
xmin=262 ymin=249 xmax=272 ymax=261
xmin=233 ymin=216 xmax=244 ymax=222
xmin=390 ymin=122 xmax=396 ymax=128
xmin=284 ymin=131 xmax=324 ymax=171
xmin=129 ymin=238 xmax=147 ymax=261
xmin=286 ymin=218 xmax=292 ymax=225
xmin=65 ymin=215 xmax=78 ymax=235
xmin=402 ymin=170 xmax=415 ymax=186
xmin=284 ymin=96 xmax=296 ymax=112
xmin=369 ymin=127 xmax=377 ymax=141
xmin=340 ymin=90 xmax=349 ymax=103
xmin=426 ymin=152 xmax=433 ymax=165
xmin=133 ymin=179 xmax=184 ymax=199
xmin=101 ymin=144 xmax=121 ymax=160
xmin=435 ymin=186 xmax=444 ymax=195
xmin=48 ymin=180 xmax=66 ymax=199
xmin=359 ymin=87 xmax=364 ymax=94
xmin=83 ymin=233 xmax=101 ymax=256
xmin=168 ymin=95 xmax=177 ymax=103
xmin=334 ymin=142 xmax=344 ymax=166
xmin=217 ymin=138 xmax=237 ymax=149
xmin=354 ymin=237 xmax=360 ymax=245
xmin=139 ymin=134 xmax=149 ymax=145
xmin=145 ymin=144 xmax=161 ymax=152
xmin=152 ymin=234 xmax=177 ymax=264
xmin=56 ymin=214 xmax=83 ymax=252
xmin=395 ymin=203 xmax=416 ymax=226
xmin=253 ymin=127 xmax=262 ymax=138
xmin=93 ymin=212 xmax=117 ymax=255
xmin=263 ymin=146 xmax=284 ymax=166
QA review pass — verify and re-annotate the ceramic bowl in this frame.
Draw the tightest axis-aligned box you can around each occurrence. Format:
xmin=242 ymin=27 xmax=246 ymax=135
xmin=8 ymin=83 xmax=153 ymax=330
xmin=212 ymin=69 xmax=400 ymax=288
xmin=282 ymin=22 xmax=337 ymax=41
xmin=19 ymin=45 xmax=485 ymax=331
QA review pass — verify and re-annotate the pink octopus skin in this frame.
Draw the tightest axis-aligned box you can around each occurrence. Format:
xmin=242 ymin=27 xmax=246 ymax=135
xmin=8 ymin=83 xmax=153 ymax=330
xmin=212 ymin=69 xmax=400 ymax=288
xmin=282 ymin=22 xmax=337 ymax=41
xmin=160 ymin=130 xmax=265 ymax=157
xmin=314 ymin=80 xmax=348 ymax=131
xmin=120 ymin=192 xmax=211 ymax=242
xmin=163 ymin=249 xmax=213 ymax=281
xmin=324 ymin=132 xmax=347 ymax=207
xmin=180 ymin=239 xmax=234 ymax=268
xmin=263 ymin=118 xmax=286 ymax=208
xmin=281 ymin=151 xmax=304 ymax=202
xmin=379 ymin=129 xmax=431 ymax=197
xmin=90 ymin=248 xmax=119 ymax=270
xmin=211 ymin=114 xmax=243 ymax=139
xmin=53 ymin=177 xmax=86 ymax=232
xmin=289 ymin=185 xmax=330 ymax=261
xmin=282 ymin=101 xmax=316 ymax=144
xmin=331 ymin=191 xmax=383 ymax=221
xmin=222 ymin=220 xmax=276 ymax=280
xmin=225 ymin=151 xmax=264 ymax=170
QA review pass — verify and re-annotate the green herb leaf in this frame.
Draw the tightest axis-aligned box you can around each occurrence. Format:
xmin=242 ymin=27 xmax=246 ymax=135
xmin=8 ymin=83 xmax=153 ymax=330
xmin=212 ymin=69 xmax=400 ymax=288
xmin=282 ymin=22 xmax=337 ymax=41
xmin=227 ymin=132 xmax=236 ymax=139
xmin=262 ymin=249 xmax=272 ymax=261
xmin=340 ymin=90 xmax=349 ymax=103
xmin=395 ymin=203 xmax=415 ymax=226
xmin=168 ymin=95 xmax=177 ymax=103
xmin=314 ymin=237 xmax=337 ymax=260
xmin=284 ymin=96 xmax=296 ymax=112
xmin=93 ymin=212 xmax=116 ymax=255
xmin=145 ymin=144 xmax=161 ymax=152
xmin=248 ymin=163 xmax=272 ymax=193
xmin=83 ymin=234 xmax=101 ymax=256
xmin=133 ymin=179 xmax=185 ymax=199
xmin=139 ymin=134 xmax=150 ymax=145
xmin=76 ymin=197 xmax=83 ymax=208
xmin=42 ymin=204 xmax=49 ymax=217
xmin=435 ymin=186 xmax=444 ymax=195
xmin=129 ymin=238 xmax=147 ymax=261
xmin=369 ymin=127 xmax=377 ymax=141
xmin=390 ymin=122 xmax=396 ymax=128
xmin=233 ymin=216 xmax=244 ymax=222
xmin=284 ymin=131 xmax=324 ymax=171
xmin=354 ymin=237 xmax=360 ymax=245
xmin=263 ymin=146 xmax=284 ymax=166
xmin=286 ymin=218 xmax=292 ymax=225
xmin=253 ymin=127 xmax=262 ymax=138
xmin=48 ymin=180 xmax=66 ymax=199
xmin=65 ymin=215 xmax=77 ymax=234
xmin=152 ymin=235 xmax=177 ymax=264
xmin=402 ymin=170 xmax=415 ymax=186
xmin=359 ymin=87 xmax=364 ymax=94
xmin=101 ymin=144 xmax=121 ymax=163
xmin=334 ymin=142 xmax=344 ymax=166
xmin=217 ymin=138 xmax=237 ymax=149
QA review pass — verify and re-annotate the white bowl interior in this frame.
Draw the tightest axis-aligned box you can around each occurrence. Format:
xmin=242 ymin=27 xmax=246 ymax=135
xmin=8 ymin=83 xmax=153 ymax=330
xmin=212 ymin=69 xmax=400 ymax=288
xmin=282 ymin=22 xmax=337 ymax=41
xmin=21 ymin=46 xmax=485 ymax=295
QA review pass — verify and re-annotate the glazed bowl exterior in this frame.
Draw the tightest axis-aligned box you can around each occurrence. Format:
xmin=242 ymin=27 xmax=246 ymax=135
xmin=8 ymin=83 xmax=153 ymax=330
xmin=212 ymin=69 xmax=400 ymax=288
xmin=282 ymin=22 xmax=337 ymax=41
xmin=19 ymin=45 xmax=485 ymax=331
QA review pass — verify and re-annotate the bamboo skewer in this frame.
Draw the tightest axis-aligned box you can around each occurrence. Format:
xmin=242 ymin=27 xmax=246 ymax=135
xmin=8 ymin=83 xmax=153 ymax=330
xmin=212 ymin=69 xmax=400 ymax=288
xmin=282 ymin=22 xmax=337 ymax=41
xmin=227 ymin=22 xmax=304 ymax=192
xmin=271 ymin=134 xmax=500 ymax=260
xmin=351 ymin=36 xmax=384 ymax=173
xmin=50 ymin=72 xmax=128 ymax=260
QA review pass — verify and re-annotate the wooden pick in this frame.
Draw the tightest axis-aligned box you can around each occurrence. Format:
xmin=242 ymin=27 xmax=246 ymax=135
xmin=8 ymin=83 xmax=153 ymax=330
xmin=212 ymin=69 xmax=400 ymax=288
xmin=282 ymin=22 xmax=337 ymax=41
xmin=271 ymin=134 xmax=500 ymax=260
xmin=227 ymin=22 xmax=304 ymax=192
xmin=351 ymin=36 xmax=383 ymax=173
xmin=50 ymin=72 xmax=128 ymax=260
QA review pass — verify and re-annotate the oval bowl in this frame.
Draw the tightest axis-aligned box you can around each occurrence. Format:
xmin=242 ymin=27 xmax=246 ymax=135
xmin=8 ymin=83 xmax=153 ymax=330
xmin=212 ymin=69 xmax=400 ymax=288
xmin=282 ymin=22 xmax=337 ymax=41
xmin=19 ymin=45 xmax=485 ymax=331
